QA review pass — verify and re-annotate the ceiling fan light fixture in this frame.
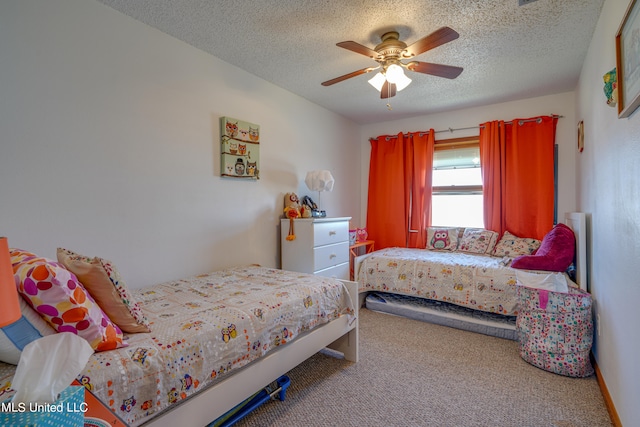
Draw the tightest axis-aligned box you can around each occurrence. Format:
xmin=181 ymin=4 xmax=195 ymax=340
xmin=393 ymin=71 xmax=412 ymax=91
xmin=384 ymin=64 xmax=411 ymax=91
xmin=368 ymin=72 xmax=386 ymax=91
xmin=385 ymin=64 xmax=403 ymax=82
xmin=322 ymin=27 xmax=462 ymax=99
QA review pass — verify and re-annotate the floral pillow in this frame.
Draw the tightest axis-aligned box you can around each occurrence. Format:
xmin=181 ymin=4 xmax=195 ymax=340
xmin=491 ymin=231 xmax=541 ymax=258
xmin=11 ymin=251 xmax=126 ymax=351
xmin=426 ymin=227 xmax=459 ymax=251
xmin=457 ymin=228 xmax=499 ymax=255
xmin=57 ymin=248 xmax=150 ymax=334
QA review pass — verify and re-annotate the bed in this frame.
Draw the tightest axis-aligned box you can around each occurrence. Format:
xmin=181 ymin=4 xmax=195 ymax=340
xmin=354 ymin=212 xmax=587 ymax=336
xmin=1 ymin=265 xmax=358 ymax=427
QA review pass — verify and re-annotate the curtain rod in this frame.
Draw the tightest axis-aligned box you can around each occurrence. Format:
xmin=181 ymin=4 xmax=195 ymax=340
xmin=369 ymin=114 xmax=564 ymax=141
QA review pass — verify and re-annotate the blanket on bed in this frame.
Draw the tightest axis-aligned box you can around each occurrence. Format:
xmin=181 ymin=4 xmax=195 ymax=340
xmin=358 ymin=248 xmax=519 ymax=315
xmin=0 ymin=266 xmax=354 ymax=426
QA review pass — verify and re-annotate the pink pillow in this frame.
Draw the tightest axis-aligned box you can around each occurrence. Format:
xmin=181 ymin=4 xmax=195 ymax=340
xmin=511 ymin=223 xmax=575 ymax=272
xmin=11 ymin=251 xmax=126 ymax=352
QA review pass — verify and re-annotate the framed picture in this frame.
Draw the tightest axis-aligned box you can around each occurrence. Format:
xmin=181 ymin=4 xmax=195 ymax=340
xmin=577 ymin=120 xmax=584 ymax=153
xmin=616 ymin=0 xmax=640 ymax=118
xmin=220 ymin=116 xmax=260 ymax=179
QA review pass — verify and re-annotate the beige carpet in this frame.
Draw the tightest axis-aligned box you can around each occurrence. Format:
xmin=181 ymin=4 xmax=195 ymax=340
xmin=236 ymin=308 xmax=612 ymax=427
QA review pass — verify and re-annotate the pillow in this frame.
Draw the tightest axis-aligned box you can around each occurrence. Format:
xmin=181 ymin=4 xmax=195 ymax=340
xmin=511 ymin=223 xmax=576 ymax=272
xmin=426 ymin=227 xmax=459 ymax=251
xmin=9 ymin=248 xmax=39 ymax=266
xmin=11 ymin=252 xmax=126 ymax=352
xmin=491 ymin=231 xmax=541 ymax=258
xmin=457 ymin=228 xmax=499 ymax=254
xmin=0 ymin=296 xmax=56 ymax=364
xmin=57 ymin=248 xmax=150 ymax=334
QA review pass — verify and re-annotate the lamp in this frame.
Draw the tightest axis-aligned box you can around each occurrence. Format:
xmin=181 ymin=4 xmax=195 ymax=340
xmin=0 ymin=237 xmax=21 ymax=327
xmin=368 ymin=64 xmax=412 ymax=93
xmin=305 ymin=170 xmax=335 ymax=217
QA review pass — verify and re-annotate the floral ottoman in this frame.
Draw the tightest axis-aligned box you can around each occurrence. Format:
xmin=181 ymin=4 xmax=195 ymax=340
xmin=516 ymin=285 xmax=594 ymax=377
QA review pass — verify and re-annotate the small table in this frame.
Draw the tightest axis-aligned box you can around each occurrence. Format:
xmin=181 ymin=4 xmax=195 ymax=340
xmin=349 ymin=240 xmax=375 ymax=281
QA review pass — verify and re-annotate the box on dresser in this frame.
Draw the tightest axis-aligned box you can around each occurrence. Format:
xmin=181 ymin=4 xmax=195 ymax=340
xmin=281 ymin=217 xmax=351 ymax=280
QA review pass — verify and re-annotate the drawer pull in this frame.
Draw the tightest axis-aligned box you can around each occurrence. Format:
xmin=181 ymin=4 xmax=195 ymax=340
xmin=329 ymin=254 xmax=337 ymax=259
xmin=329 ymin=230 xmax=336 ymax=236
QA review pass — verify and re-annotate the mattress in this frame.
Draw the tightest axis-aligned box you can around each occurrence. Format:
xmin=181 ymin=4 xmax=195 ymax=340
xmin=0 ymin=266 xmax=354 ymax=426
xmin=365 ymin=292 xmax=517 ymax=340
xmin=357 ymin=248 xmax=519 ymax=315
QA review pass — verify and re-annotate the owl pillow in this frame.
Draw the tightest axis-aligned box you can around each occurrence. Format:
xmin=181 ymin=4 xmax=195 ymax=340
xmin=426 ymin=227 xmax=459 ymax=251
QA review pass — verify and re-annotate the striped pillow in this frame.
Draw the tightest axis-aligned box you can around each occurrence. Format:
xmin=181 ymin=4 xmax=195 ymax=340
xmin=0 ymin=297 xmax=56 ymax=364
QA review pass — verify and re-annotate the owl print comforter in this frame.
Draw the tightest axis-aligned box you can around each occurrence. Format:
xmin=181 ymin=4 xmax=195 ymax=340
xmin=0 ymin=266 xmax=355 ymax=426
xmin=357 ymin=248 xmax=519 ymax=315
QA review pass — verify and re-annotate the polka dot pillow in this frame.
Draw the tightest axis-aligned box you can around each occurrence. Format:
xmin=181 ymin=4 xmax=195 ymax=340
xmin=11 ymin=250 xmax=126 ymax=352
xmin=9 ymin=248 xmax=39 ymax=266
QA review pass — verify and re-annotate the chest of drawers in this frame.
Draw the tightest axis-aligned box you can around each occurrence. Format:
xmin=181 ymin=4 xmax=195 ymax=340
xmin=280 ymin=217 xmax=351 ymax=280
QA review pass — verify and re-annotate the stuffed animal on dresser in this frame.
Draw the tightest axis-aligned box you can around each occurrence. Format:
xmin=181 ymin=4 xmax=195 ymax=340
xmin=300 ymin=196 xmax=315 ymax=218
xmin=283 ymin=193 xmax=301 ymax=240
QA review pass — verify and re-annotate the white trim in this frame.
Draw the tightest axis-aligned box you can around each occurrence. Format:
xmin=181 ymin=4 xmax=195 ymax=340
xmin=564 ymin=212 xmax=588 ymax=291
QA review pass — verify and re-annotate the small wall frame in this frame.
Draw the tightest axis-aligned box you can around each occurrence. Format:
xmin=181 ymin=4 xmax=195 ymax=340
xmin=220 ymin=116 xmax=260 ymax=179
xmin=616 ymin=0 xmax=640 ymax=118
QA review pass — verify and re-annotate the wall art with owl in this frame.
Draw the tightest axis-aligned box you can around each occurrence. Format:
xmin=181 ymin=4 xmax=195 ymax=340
xmin=220 ymin=116 xmax=260 ymax=180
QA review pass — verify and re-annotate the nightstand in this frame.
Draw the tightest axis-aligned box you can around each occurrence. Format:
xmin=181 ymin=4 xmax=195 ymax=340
xmin=281 ymin=217 xmax=351 ymax=280
xmin=349 ymin=240 xmax=375 ymax=281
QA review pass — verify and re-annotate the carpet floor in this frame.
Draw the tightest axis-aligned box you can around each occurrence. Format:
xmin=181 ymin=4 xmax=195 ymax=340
xmin=235 ymin=308 xmax=612 ymax=427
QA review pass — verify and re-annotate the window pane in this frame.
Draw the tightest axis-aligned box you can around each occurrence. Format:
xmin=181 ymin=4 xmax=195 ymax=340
xmin=432 ymin=168 xmax=482 ymax=186
xmin=432 ymin=194 xmax=484 ymax=228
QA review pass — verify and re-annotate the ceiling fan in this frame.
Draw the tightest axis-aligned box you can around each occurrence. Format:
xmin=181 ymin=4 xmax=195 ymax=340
xmin=321 ymin=27 xmax=463 ymax=99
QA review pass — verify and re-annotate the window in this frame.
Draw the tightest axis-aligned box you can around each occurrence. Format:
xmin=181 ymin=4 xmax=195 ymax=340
xmin=431 ymin=136 xmax=483 ymax=228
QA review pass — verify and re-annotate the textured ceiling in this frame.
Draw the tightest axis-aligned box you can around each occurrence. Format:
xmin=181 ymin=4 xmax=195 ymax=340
xmin=96 ymin=0 xmax=605 ymax=124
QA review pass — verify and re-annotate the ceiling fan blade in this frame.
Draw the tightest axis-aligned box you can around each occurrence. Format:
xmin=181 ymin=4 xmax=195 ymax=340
xmin=336 ymin=41 xmax=379 ymax=59
xmin=402 ymin=26 xmax=459 ymax=58
xmin=321 ymin=67 xmax=377 ymax=86
xmin=406 ymin=61 xmax=463 ymax=79
xmin=381 ymin=81 xmax=396 ymax=99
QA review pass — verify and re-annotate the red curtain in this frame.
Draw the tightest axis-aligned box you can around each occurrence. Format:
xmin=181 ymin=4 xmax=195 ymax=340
xmin=479 ymin=120 xmax=506 ymax=235
xmin=367 ymin=130 xmax=434 ymax=249
xmin=479 ymin=116 xmax=557 ymax=240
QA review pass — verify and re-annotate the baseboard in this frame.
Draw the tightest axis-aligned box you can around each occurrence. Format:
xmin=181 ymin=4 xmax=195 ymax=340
xmin=593 ymin=358 xmax=622 ymax=427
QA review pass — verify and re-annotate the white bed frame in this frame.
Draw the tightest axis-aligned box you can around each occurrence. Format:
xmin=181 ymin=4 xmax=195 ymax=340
xmin=564 ymin=212 xmax=588 ymax=291
xmin=354 ymin=212 xmax=589 ymax=306
xmin=142 ymin=279 xmax=359 ymax=427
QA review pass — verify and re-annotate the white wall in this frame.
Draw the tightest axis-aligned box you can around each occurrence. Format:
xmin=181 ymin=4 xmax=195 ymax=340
xmin=358 ymin=92 xmax=577 ymax=228
xmin=2 ymin=0 xmax=636 ymax=422
xmin=576 ymin=1 xmax=640 ymax=424
xmin=0 ymin=0 xmax=361 ymax=288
